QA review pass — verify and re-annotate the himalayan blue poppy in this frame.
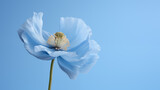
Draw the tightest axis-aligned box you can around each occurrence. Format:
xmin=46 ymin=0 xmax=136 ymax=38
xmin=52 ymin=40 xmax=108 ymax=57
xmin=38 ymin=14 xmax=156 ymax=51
xmin=18 ymin=12 xmax=100 ymax=90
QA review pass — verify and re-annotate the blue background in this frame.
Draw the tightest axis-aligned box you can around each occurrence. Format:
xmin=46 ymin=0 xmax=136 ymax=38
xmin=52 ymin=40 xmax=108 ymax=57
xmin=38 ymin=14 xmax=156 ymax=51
xmin=1 ymin=0 xmax=160 ymax=90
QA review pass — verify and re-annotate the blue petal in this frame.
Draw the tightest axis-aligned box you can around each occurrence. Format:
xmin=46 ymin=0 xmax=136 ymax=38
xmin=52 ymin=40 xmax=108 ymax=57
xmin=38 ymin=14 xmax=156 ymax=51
xmin=57 ymin=38 xmax=100 ymax=79
xmin=34 ymin=45 xmax=77 ymax=58
xmin=57 ymin=57 xmax=79 ymax=79
xmin=18 ymin=12 xmax=53 ymax=60
xmin=60 ymin=17 xmax=92 ymax=50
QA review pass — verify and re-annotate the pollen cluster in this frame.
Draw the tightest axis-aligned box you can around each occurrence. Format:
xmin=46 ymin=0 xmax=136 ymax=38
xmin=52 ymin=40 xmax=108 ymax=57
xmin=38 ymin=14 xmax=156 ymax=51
xmin=47 ymin=32 xmax=70 ymax=50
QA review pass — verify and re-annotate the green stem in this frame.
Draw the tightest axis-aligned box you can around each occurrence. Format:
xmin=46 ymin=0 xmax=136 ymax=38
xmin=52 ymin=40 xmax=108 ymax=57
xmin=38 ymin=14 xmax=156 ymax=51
xmin=48 ymin=59 xmax=55 ymax=90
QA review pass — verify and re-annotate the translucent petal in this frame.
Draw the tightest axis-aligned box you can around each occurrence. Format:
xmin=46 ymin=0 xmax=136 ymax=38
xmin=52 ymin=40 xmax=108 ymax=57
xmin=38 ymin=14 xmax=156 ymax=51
xmin=20 ymin=32 xmax=53 ymax=60
xmin=18 ymin=12 xmax=53 ymax=60
xmin=60 ymin=17 xmax=92 ymax=50
xmin=34 ymin=45 xmax=77 ymax=58
xmin=57 ymin=57 xmax=79 ymax=79
xmin=57 ymin=39 xmax=100 ymax=79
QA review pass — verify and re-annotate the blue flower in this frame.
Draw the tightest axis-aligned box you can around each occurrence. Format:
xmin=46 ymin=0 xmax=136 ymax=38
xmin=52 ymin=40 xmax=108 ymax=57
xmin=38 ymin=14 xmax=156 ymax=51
xmin=18 ymin=12 xmax=100 ymax=79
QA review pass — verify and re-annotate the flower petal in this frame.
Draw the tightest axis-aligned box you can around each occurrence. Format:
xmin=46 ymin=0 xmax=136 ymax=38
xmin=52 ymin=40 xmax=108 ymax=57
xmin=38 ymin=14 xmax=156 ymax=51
xmin=57 ymin=53 xmax=99 ymax=79
xmin=60 ymin=17 xmax=92 ymax=50
xmin=34 ymin=45 xmax=77 ymax=58
xmin=18 ymin=12 xmax=49 ymax=46
xmin=57 ymin=57 xmax=79 ymax=79
xmin=18 ymin=12 xmax=52 ymax=60
xmin=21 ymin=33 xmax=53 ymax=60
xmin=57 ymin=39 xmax=100 ymax=79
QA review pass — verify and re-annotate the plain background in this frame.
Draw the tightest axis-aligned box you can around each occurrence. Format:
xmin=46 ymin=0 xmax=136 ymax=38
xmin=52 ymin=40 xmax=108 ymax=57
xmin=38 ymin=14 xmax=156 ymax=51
xmin=1 ymin=0 xmax=160 ymax=90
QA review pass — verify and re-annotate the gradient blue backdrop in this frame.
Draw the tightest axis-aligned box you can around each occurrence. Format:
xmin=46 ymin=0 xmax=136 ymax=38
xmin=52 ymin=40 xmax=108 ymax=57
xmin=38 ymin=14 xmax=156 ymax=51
xmin=1 ymin=0 xmax=160 ymax=90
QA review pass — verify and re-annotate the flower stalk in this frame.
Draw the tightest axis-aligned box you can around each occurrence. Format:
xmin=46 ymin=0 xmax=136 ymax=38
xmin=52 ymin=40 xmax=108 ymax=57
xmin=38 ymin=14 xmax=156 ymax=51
xmin=48 ymin=59 xmax=55 ymax=90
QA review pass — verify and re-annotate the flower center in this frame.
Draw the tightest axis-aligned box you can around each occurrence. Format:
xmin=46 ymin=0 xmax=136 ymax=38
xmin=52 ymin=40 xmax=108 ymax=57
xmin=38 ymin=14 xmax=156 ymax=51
xmin=47 ymin=32 xmax=70 ymax=50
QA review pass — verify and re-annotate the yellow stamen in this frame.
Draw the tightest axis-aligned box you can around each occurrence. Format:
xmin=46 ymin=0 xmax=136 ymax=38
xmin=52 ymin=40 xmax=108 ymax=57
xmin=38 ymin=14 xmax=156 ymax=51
xmin=47 ymin=32 xmax=70 ymax=50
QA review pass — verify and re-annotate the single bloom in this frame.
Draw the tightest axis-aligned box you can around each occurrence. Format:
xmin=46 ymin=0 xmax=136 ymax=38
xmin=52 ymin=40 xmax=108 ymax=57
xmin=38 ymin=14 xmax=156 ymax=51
xmin=18 ymin=12 xmax=100 ymax=79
